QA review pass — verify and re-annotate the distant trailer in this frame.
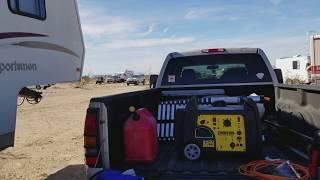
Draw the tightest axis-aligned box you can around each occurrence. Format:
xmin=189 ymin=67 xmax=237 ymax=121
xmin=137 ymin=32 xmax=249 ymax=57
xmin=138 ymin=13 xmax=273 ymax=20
xmin=309 ymin=35 xmax=320 ymax=84
xmin=275 ymin=55 xmax=310 ymax=84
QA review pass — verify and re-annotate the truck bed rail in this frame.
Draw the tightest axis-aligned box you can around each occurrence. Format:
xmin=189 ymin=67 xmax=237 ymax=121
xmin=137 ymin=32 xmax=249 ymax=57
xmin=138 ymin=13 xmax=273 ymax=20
xmin=275 ymin=84 xmax=320 ymax=131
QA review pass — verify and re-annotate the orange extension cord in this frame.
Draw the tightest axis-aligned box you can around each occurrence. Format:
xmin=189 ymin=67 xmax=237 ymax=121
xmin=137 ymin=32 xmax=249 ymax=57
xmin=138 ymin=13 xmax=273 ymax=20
xmin=239 ymin=160 xmax=311 ymax=180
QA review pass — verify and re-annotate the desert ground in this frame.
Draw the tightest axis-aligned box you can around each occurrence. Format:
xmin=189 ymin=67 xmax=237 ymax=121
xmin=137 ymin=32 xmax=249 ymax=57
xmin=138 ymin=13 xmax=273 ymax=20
xmin=0 ymin=83 xmax=147 ymax=180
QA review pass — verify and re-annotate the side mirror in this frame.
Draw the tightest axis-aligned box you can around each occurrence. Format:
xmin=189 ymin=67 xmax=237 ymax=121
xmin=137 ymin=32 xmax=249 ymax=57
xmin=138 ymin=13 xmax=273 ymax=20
xmin=274 ymin=69 xmax=283 ymax=84
xmin=149 ymin=75 xmax=158 ymax=88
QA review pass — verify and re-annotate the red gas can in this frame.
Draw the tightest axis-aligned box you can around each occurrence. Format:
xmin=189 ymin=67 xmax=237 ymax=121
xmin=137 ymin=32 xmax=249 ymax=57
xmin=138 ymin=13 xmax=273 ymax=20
xmin=123 ymin=108 xmax=158 ymax=163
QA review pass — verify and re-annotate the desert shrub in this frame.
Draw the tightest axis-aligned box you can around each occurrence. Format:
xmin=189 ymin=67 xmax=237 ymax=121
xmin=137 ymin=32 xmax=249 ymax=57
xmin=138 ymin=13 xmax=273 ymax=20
xmin=285 ymin=75 xmax=305 ymax=84
xmin=74 ymin=76 xmax=92 ymax=88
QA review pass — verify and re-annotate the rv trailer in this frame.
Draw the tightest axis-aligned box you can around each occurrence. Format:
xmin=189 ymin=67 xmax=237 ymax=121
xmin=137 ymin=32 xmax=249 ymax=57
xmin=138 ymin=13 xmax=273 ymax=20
xmin=309 ymin=35 xmax=320 ymax=84
xmin=275 ymin=55 xmax=310 ymax=84
xmin=0 ymin=0 xmax=85 ymax=150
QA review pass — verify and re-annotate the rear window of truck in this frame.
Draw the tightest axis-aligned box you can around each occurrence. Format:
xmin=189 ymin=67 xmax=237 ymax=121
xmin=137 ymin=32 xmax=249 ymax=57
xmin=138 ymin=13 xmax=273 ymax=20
xmin=161 ymin=54 xmax=272 ymax=86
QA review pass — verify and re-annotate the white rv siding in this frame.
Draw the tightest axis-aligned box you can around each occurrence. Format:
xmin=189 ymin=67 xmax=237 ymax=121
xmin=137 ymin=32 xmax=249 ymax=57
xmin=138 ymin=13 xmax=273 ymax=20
xmin=309 ymin=35 xmax=320 ymax=82
xmin=310 ymin=35 xmax=320 ymax=66
xmin=0 ymin=0 xmax=85 ymax=150
xmin=275 ymin=55 xmax=310 ymax=83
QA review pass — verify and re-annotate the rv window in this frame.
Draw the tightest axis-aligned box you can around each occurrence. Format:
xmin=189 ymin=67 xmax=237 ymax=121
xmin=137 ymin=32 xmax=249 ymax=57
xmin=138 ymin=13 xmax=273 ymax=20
xmin=292 ymin=61 xmax=300 ymax=70
xmin=8 ymin=0 xmax=46 ymax=20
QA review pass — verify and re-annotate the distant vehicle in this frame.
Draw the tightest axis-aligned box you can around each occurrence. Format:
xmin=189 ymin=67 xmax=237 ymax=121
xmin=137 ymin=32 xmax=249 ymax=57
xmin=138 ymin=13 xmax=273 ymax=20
xmin=114 ymin=72 xmax=127 ymax=82
xmin=124 ymin=70 xmax=134 ymax=79
xmin=106 ymin=76 xmax=114 ymax=83
xmin=126 ymin=75 xmax=145 ymax=85
xmin=275 ymin=55 xmax=310 ymax=84
xmin=149 ymin=74 xmax=158 ymax=88
xmin=115 ymin=70 xmax=135 ymax=82
xmin=110 ymin=76 xmax=123 ymax=83
xmin=0 ymin=0 xmax=85 ymax=150
xmin=95 ymin=76 xmax=105 ymax=85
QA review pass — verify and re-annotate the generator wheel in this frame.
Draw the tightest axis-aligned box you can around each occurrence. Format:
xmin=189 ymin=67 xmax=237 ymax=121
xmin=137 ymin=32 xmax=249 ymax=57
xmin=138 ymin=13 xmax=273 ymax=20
xmin=184 ymin=143 xmax=201 ymax=160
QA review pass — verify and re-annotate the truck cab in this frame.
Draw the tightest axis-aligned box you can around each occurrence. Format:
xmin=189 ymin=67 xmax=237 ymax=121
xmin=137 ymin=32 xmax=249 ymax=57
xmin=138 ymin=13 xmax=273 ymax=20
xmin=84 ymin=48 xmax=319 ymax=179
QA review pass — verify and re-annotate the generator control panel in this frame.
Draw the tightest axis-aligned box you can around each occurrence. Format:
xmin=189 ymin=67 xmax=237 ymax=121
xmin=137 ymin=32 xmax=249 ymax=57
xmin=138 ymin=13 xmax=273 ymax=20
xmin=196 ymin=114 xmax=246 ymax=152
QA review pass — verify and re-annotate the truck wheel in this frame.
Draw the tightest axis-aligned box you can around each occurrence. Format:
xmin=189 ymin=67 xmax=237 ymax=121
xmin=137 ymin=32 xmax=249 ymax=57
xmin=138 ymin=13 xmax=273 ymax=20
xmin=184 ymin=143 xmax=201 ymax=160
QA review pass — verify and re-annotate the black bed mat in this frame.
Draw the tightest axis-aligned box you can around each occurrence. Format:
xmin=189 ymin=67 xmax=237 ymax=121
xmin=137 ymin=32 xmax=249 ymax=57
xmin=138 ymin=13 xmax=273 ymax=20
xmin=111 ymin=143 xmax=307 ymax=179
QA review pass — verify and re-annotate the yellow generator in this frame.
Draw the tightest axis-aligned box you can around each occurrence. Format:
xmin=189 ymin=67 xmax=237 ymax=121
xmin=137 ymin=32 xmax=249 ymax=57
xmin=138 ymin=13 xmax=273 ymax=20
xmin=175 ymin=96 xmax=262 ymax=160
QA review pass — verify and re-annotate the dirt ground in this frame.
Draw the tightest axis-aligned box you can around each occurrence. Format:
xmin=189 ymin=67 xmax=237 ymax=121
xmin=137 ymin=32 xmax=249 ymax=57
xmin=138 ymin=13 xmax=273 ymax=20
xmin=0 ymin=83 xmax=147 ymax=180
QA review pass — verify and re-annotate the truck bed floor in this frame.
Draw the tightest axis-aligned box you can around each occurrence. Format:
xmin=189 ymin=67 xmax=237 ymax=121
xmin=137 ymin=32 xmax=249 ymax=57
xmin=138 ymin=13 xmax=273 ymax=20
xmin=112 ymin=143 xmax=307 ymax=179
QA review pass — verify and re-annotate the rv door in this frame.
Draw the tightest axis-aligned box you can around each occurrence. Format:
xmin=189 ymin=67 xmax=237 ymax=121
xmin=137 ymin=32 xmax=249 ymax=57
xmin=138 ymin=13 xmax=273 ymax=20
xmin=0 ymin=0 xmax=85 ymax=150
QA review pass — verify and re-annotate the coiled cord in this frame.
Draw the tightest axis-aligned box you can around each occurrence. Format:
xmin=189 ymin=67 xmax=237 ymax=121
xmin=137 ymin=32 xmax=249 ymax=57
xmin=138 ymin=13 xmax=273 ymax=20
xmin=239 ymin=160 xmax=311 ymax=180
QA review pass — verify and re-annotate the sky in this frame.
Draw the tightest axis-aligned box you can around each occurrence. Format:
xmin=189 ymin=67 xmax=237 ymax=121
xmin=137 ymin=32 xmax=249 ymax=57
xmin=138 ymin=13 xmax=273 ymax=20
xmin=77 ymin=0 xmax=320 ymax=75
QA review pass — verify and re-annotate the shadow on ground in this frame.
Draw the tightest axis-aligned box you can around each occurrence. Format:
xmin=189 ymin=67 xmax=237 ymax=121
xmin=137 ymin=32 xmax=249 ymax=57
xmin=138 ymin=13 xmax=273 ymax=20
xmin=46 ymin=164 xmax=86 ymax=180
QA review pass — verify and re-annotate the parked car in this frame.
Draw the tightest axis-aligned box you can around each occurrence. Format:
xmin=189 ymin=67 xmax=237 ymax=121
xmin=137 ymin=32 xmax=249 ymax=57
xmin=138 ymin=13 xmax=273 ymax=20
xmin=126 ymin=75 xmax=145 ymax=85
xmin=95 ymin=77 xmax=105 ymax=84
xmin=106 ymin=76 xmax=123 ymax=83
xmin=106 ymin=76 xmax=114 ymax=83
xmin=113 ymin=76 xmax=124 ymax=83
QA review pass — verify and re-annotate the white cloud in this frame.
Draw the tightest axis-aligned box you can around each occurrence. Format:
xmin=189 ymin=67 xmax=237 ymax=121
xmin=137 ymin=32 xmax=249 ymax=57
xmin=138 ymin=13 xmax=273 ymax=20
xmin=184 ymin=7 xmax=240 ymax=21
xmin=139 ymin=24 xmax=156 ymax=36
xmin=79 ymin=8 xmax=138 ymax=38
xmin=82 ymin=34 xmax=309 ymax=75
xmin=78 ymin=5 xmax=199 ymax=75
xmin=101 ymin=37 xmax=195 ymax=49
xmin=185 ymin=7 xmax=225 ymax=20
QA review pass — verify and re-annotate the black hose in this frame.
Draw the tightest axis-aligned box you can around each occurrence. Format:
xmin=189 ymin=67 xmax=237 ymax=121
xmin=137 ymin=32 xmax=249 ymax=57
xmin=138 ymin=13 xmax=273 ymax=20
xmin=17 ymin=97 xmax=25 ymax=106
xmin=26 ymin=96 xmax=42 ymax=105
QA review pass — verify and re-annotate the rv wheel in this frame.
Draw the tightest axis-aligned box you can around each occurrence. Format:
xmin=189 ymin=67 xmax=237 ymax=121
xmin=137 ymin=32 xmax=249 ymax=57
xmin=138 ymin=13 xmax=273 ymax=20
xmin=184 ymin=143 xmax=201 ymax=160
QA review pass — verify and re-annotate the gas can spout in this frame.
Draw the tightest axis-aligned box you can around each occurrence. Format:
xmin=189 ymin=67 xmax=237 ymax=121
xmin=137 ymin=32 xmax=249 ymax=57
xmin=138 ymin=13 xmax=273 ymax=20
xmin=129 ymin=106 xmax=140 ymax=121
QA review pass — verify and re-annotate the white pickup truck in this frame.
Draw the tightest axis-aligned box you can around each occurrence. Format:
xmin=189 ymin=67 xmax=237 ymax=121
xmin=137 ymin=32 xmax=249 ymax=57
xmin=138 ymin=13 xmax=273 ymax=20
xmin=84 ymin=48 xmax=320 ymax=179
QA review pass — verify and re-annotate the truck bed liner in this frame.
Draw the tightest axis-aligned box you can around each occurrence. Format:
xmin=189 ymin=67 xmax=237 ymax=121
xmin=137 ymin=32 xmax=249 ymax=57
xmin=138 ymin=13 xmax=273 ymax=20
xmin=111 ymin=143 xmax=306 ymax=179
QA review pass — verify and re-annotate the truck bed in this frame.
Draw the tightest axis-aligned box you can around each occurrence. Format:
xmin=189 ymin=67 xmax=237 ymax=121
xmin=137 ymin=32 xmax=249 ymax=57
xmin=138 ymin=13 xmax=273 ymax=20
xmin=88 ymin=87 xmax=314 ymax=179
xmin=111 ymin=142 xmax=307 ymax=179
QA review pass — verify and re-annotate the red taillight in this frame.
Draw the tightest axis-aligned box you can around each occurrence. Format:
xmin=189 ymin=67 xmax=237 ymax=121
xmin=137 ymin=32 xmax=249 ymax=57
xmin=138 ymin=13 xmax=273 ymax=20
xmin=84 ymin=111 xmax=97 ymax=136
xmin=201 ymin=48 xmax=225 ymax=53
xmin=84 ymin=136 xmax=97 ymax=148
xmin=85 ymin=156 xmax=97 ymax=166
xmin=84 ymin=109 xmax=99 ymax=167
xmin=309 ymin=131 xmax=320 ymax=179
xmin=309 ymin=149 xmax=319 ymax=178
